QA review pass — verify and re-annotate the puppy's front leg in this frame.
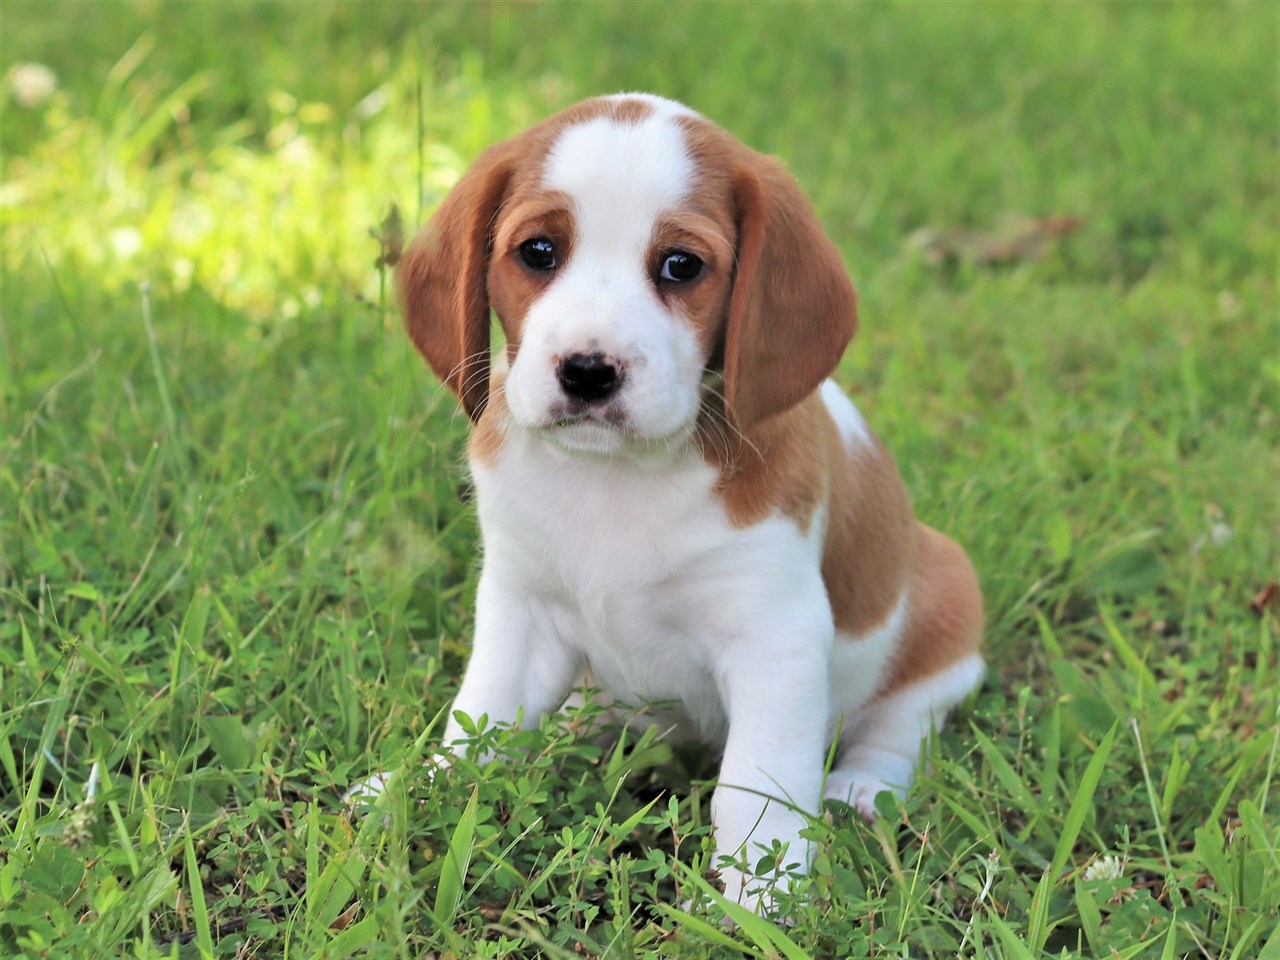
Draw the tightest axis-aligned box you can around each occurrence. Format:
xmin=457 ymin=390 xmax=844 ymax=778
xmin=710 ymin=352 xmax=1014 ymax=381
xmin=442 ymin=566 xmax=581 ymax=759
xmin=347 ymin=566 xmax=578 ymax=803
xmin=711 ymin=628 xmax=830 ymax=911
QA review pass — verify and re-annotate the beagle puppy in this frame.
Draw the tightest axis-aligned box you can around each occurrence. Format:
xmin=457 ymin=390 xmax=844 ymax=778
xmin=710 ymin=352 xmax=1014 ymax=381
xmin=388 ymin=93 xmax=983 ymax=909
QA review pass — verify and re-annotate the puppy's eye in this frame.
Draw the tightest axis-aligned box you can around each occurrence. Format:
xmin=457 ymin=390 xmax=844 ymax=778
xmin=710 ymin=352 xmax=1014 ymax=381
xmin=659 ymin=250 xmax=703 ymax=283
xmin=518 ymin=237 xmax=557 ymax=271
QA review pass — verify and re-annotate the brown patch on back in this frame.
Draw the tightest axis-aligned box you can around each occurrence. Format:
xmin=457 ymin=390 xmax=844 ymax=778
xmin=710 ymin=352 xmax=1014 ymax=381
xmin=822 ymin=428 xmax=916 ymax=637
xmin=879 ymin=524 xmax=983 ymax=695
xmin=708 ymin=394 xmax=915 ymax=637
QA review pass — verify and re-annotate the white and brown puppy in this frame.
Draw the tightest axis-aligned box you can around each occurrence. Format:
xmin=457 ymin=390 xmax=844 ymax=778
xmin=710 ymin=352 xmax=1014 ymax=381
xmin=387 ymin=93 xmax=983 ymax=908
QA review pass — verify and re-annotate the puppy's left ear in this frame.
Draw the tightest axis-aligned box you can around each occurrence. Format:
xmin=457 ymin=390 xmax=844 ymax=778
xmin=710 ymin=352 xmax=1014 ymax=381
xmin=723 ymin=156 xmax=858 ymax=431
xmin=397 ymin=139 xmax=519 ymax=421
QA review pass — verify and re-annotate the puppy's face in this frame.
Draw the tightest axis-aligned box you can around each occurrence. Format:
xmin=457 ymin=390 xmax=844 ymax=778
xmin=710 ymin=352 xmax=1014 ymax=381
xmin=398 ymin=95 xmax=858 ymax=454
xmin=488 ymin=106 xmax=736 ymax=455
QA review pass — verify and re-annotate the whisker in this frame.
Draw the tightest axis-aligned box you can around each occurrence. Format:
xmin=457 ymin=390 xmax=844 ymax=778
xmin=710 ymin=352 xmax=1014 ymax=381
xmin=697 ymin=381 xmax=761 ymax=464
xmin=457 ymin=365 xmax=493 ymax=396
xmin=442 ymin=349 xmax=492 ymax=386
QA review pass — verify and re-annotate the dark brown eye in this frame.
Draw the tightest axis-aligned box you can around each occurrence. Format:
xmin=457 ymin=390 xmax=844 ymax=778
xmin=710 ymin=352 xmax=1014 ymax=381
xmin=519 ymin=237 xmax=557 ymax=271
xmin=659 ymin=250 xmax=703 ymax=283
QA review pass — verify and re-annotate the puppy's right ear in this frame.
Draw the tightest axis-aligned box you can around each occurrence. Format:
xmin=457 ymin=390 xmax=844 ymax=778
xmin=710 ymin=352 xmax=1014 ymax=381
xmin=722 ymin=156 xmax=858 ymax=433
xmin=397 ymin=141 xmax=518 ymax=421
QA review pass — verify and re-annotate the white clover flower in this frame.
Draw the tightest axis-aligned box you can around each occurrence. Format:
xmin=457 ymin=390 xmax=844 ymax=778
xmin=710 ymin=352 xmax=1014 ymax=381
xmin=9 ymin=63 xmax=57 ymax=108
xmin=1084 ymin=854 xmax=1125 ymax=882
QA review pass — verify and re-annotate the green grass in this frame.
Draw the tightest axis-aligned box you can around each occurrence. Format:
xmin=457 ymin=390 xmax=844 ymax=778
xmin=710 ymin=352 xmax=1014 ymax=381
xmin=2 ymin=1 xmax=1277 ymax=956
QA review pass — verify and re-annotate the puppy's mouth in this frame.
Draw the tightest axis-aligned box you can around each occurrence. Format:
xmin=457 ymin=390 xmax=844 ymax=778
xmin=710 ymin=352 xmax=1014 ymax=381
xmin=548 ymin=404 xmax=630 ymax=430
xmin=532 ymin=405 xmax=700 ymax=461
xmin=527 ymin=406 xmax=636 ymax=457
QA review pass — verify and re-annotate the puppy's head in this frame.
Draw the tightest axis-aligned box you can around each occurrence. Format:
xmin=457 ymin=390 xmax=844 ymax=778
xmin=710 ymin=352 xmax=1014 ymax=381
xmin=398 ymin=94 xmax=858 ymax=456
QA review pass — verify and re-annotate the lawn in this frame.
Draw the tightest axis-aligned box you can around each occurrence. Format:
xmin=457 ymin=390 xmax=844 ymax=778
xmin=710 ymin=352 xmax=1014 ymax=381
xmin=2 ymin=1 xmax=1277 ymax=957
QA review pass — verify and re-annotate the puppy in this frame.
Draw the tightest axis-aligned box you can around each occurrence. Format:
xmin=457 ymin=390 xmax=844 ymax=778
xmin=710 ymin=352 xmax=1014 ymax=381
xmin=386 ymin=93 xmax=983 ymax=909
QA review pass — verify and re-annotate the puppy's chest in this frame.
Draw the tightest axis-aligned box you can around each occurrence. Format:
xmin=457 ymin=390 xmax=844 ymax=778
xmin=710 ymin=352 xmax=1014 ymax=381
xmin=473 ymin=441 xmax=796 ymax=713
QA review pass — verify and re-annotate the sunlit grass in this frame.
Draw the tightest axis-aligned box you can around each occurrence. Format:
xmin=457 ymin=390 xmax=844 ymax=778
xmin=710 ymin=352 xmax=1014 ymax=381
xmin=7 ymin=39 xmax=467 ymax=317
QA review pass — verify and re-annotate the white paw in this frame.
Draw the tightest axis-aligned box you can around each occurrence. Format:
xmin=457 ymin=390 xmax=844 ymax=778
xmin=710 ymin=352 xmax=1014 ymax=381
xmin=342 ymin=754 xmax=451 ymax=815
xmin=823 ymin=771 xmax=903 ymax=821
xmin=342 ymin=770 xmax=393 ymax=807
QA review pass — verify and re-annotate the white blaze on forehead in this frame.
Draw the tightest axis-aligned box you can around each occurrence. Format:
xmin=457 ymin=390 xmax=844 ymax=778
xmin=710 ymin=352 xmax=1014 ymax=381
xmin=541 ymin=108 xmax=695 ymax=258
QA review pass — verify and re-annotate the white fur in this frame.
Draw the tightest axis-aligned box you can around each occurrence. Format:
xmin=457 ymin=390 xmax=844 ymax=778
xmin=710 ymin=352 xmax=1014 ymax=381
xmin=457 ymin=425 xmax=833 ymax=906
xmin=821 ymin=378 xmax=873 ymax=450
xmin=828 ymin=591 xmax=909 ymax=736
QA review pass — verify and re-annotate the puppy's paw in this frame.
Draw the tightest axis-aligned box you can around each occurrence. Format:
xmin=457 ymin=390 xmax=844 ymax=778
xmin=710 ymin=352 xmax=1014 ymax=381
xmin=343 ymin=754 xmax=452 ymax=817
xmin=342 ymin=770 xmax=393 ymax=808
xmin=823 ymin=771 xmax=902 ymax=822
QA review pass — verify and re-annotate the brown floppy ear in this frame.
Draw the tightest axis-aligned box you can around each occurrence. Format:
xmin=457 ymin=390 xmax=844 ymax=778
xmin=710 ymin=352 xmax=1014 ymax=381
xmin=396 ymin=140 xmax=518 ymax=421
xmin=723 ymin=157 xmax=859 ymax=431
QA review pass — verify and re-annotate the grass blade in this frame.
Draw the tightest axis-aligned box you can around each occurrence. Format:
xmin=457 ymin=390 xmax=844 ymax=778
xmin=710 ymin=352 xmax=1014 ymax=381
xmin=1028 ymin=720 xmax=1118 ymax=951
xmin=675 ymin=863 xmax=812 ymax=960
xmin=183 ymin=831 xmax=216 ymax=960
xmin=656 ymin=902 xmax=764 ymax=956
xmin=434 ymin=784 xmax=480 ymax=927
xmin=1253 ymin=919 xmax=1279 ymax=960
xmin=986 ymin=912 xmax=1036 ymax=959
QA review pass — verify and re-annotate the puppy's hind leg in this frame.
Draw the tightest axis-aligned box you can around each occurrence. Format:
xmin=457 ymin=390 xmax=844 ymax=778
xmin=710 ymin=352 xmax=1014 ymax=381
xmin=823 ymin=654 xmax=984 ymax=819
xmin=824 ymin=524 xmax=984 ymax=819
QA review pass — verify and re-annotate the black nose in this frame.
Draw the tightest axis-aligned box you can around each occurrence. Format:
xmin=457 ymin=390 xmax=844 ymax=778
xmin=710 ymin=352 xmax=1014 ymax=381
xmin=557 ymin=352 xmax=622 ymax=403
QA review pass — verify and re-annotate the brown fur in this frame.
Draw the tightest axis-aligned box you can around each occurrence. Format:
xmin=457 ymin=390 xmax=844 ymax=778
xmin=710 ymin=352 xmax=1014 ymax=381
xmin=397 ymin=135 xmax=518 ymax=421
xmin=678 ymin=113 xmax=914 ymax=639
xmin=883 ymin=525 xmax=984 ymax=694
xmin=710 ymin=394 xmax=829 ymax=530
xmin=677 ymin=116 xmax=859 ymax=433
xmin=822 ymin=431 xmax=917 ymax=639
xmin=487 ymin=193 xmax=578 ymax=360
xmin=723 ymin=159 xmax=858 ymax=432
xmin=649 ymin=211 xmax=736 ymax=348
